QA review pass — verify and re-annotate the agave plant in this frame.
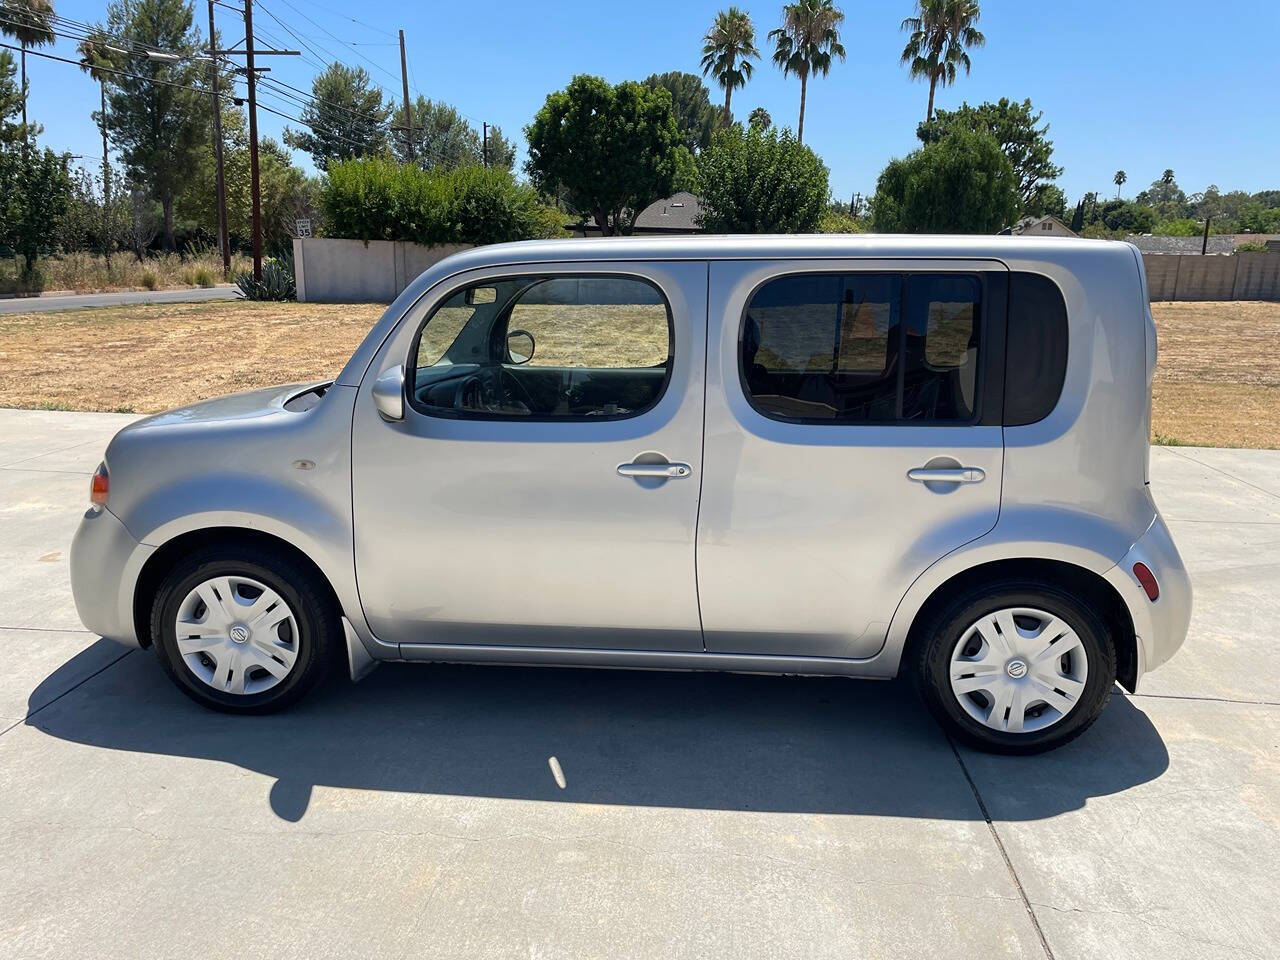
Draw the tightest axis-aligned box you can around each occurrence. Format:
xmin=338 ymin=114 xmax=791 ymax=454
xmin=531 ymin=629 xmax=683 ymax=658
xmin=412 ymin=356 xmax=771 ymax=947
xmin=235 ymin=258 xmax=296 ymax=301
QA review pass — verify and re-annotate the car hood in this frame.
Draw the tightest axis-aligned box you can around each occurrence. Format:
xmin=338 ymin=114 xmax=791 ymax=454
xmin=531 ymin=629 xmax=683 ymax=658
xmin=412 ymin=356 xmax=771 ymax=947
xmin=127 ymin=381 xmax=331 ymax=428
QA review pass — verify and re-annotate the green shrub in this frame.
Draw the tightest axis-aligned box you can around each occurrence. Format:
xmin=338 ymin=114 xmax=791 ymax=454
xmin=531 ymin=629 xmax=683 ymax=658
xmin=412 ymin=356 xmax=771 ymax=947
xmin=139 ymin=270 xmax=158 ymax=290
xmin=192 ymin=267 xmax=215 ymax=287
xmin=818 ymin=209 xmax=864 ymax=234
xmin=696 ymin=126 xmax=829 ymax=233
xmin=235 ymin=257 xmax=296 ymax=301
xmin=1235 ymin=241 xmax=1268 ymax=253
xmin=320 ymin=159 xmax=551 ymax=246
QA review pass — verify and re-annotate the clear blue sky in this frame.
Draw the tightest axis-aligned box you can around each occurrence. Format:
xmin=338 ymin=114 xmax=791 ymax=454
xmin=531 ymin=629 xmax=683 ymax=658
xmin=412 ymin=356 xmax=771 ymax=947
xmin=22 ymin=0 xmax=1280 ymax=205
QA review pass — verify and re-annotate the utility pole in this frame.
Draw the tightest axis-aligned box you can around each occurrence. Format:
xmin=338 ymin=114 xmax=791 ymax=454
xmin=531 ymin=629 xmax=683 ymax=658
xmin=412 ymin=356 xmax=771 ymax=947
xmin=210 ymin=11 xmax=296 ymax=284
xmin=482 ymin=122 xmax=488 ymax=168
xmin=1201 ymin=215 xmax=1211 ymax=256
xmin=243 ymin=0 xmax=262 ymax=282
xmin=208 ymin=0 xmax=231 ymax=279
xmin=398 ymin=30 xmax=414 ymax=162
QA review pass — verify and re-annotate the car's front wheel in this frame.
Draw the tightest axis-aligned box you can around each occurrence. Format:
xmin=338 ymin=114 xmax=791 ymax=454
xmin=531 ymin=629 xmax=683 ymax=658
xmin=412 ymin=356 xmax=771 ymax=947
xmin=914 ymin=580 xmax=1117 ymax=754
xmin=150 ymin=544 xmax=338 ymax=713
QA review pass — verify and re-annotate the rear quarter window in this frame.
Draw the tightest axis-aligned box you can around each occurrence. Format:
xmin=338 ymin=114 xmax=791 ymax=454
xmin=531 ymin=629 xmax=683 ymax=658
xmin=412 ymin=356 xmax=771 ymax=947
xmin=1004 ymin=272 xmax=1069 ymax=426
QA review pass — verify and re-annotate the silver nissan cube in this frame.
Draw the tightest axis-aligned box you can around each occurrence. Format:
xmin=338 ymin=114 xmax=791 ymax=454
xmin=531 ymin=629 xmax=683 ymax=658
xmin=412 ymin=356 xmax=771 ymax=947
xmin=70 ymin=236 xmax=1191 ymax=753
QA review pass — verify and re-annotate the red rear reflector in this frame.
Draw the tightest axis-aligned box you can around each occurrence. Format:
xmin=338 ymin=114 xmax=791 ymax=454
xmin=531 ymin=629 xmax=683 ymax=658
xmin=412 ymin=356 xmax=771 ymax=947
xmin=90 ymin=463 xmax=109 ymax=507
xmin=1132 ymin=562 xmax=1159 ymax=602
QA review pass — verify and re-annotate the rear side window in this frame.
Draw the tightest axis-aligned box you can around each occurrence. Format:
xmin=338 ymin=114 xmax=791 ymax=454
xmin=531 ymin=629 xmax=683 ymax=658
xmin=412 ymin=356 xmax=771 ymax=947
xmin=1004 ymin=273 xmax=1068 ymax=426
xmin=741 ymin=272 xmax=983 ymax=423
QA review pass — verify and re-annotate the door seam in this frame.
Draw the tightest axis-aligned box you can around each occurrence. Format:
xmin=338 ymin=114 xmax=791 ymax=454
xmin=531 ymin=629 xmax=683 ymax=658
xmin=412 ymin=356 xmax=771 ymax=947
xmin=693 ymin=260 xmax=711 ymax=652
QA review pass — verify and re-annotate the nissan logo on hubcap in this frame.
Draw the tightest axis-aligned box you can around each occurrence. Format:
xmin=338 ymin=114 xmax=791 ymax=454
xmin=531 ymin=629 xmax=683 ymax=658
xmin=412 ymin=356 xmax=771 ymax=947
xmin=1005 ymin=658 xmax=1028 ymax=679
xmin=229 ymin=624 xmax=250 ymax=644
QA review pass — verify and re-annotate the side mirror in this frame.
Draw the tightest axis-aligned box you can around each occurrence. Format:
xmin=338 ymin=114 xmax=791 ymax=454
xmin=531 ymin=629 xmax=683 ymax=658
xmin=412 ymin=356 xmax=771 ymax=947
xmin=372 ymin=365 xmax=405 ymax=422
xmin=506 ymin=329 xmax=535 ymax=365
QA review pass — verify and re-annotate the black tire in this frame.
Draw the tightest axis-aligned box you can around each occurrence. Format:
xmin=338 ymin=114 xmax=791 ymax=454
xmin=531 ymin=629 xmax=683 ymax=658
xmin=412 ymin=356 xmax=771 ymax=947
xmin=149 ymin=544 xmax=339 ymax=714
xmin=913 ymin=579 xmax=1116 ymax=754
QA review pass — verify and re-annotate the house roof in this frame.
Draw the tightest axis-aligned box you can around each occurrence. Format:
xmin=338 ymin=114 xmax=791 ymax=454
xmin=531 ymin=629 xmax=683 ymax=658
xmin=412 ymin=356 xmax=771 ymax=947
xmin=1000 ymin=215 xmax=1077 ymax=237
xmin=633 ymin=192 xmax=703 ymax=232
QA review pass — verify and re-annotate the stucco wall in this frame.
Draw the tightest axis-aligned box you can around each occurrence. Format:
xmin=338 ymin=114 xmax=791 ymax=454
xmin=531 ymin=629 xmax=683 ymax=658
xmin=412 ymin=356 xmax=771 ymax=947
xmin=1142 ymin=252 xmax=1280 ymax=302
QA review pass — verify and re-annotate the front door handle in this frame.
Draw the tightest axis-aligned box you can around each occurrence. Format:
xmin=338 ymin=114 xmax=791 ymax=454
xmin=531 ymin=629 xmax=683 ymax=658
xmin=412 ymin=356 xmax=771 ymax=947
xmin=618 ymin=461 xmax=693 ymax=479
xmin=907 ymin=466 xmax=985 ymax=484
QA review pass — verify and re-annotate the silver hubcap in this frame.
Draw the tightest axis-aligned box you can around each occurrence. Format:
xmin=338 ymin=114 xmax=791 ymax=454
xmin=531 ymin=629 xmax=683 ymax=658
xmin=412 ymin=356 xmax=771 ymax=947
xmin=949 ymin=607 xmax=1089 ymax=734
xmin=174 ymin=575 xmax=300 ymax=696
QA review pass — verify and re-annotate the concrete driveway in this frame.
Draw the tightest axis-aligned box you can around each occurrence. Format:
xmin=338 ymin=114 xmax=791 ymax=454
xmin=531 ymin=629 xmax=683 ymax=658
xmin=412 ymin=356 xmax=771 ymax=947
xmin=0 ymin=407 xmax=1276 ymax=960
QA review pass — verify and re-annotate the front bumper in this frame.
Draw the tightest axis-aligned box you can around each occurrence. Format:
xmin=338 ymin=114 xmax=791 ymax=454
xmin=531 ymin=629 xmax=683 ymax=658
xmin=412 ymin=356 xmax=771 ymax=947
xmin=70 ymin=506 xmax=153 ymax=647
xmin=1104 ymin=511 xmax=1193 ymax=688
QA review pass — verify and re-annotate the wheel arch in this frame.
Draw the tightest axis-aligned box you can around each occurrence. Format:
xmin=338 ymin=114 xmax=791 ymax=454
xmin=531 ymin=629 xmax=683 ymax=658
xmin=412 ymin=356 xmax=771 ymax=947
xmin=899 ymin=557 xmax=1139 ymax=692
xmin=132 ymin=526 xmax=343 ymax=651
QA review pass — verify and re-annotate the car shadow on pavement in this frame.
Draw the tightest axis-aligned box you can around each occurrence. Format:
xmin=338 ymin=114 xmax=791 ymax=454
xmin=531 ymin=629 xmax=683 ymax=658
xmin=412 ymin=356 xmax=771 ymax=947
xmin=28 ymin=640 xmax=1170 ymax=822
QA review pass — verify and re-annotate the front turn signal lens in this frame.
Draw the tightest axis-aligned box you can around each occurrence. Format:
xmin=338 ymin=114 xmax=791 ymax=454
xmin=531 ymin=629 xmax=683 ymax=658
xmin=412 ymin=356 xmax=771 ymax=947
xmin=90 ymin=462 xmax=109 ymax=508
xmin=1132 ymin=561 xmax=1159 ymax=602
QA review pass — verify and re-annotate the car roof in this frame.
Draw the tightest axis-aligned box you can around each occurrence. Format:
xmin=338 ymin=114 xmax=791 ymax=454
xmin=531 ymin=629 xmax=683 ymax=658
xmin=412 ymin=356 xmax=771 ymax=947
xmin=445 ymin=233 xmax=1132 ymax=267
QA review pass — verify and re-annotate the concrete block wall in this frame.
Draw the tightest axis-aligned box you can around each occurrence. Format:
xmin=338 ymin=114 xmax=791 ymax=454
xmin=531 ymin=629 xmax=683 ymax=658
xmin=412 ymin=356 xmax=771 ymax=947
xmin=1142 ymin=252 xmax=1280 ymax=302
xmin=293 ymin=238 xmax=471 ymax=303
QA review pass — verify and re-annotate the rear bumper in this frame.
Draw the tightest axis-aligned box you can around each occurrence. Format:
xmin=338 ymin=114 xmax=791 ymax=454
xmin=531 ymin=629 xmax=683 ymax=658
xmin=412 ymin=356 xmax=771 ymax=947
xmin=70 ymin=506 xmax=153 ymax=648
xmin=1104 ymin=511 xmax=1192 ymax=688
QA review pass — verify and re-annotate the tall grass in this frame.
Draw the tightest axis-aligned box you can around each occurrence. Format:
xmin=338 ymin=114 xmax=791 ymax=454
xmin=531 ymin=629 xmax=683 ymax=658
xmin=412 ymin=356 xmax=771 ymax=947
xmin=0 ymin=249 xmax=252 ymax=296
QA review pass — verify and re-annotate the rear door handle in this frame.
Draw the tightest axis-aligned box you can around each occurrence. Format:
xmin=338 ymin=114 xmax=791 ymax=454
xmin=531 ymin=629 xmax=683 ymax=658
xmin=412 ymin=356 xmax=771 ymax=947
xmin=618 ymin=461 xmax=693 ymax=479
xmin=907 ymin=466 xmax=985 ymax=484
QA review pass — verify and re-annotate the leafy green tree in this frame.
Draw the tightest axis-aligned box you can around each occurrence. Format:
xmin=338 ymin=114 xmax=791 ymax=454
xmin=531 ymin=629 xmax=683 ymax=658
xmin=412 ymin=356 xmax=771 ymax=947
xmin=870 ymin=127 xmax=1018 ymax=233
xmin=283 ymin=63 xmax=390 ymax=171
xmin=394 ymin=96 xmax=472 ymax=169
xmin=769 ymin=0 xmax=845 ymax=144
xmin=1135 ymin=169 xmax=1188 ymax=220
xmin=1113 ymin=169 xmax=1126 ymax=197
xmin=696 ymin=124 xmax=828 ymax=232
xmin=700 ymin=7 xmax=759 ymax=122
xmin=0 ymin=0 xmax=55 ymax=138
xmin=645 ymin=71 xmax=721 ymax=153
xmin=77 ymin=30 xmax=123 ymax=264
xmin=0 ymin=140 xmax=72 ymax=274
xmin=918 ymin=98 xmax=1062 ymax=212
xmin=524 ymin=74 xmax=685 ymax=236
xmin=748 ymin=106 xmax=771 ymax=130
xmin=899 ymin=0 xmax=985 ymax=123
xmin=0 ymin=49 xmax=25 ymax=147
xmin=103 ymin=0 xmax=209 ymax=250
xmin=484 ymin=125 xmax=515 ymax=170
xmin=1085 ymin=198 xmax=1155 ymax=235
xmin=1026 ymin=183 xmax=1066 ymax=219
xmin=180 ymin=108 xmax=314 ymax=252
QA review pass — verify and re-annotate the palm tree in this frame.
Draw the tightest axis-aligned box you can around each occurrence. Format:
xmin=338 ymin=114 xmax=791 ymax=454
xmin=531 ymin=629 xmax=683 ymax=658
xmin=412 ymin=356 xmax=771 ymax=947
xmin=899 ymin=0 xmax=985 ymax=124
xmin=78 ymin=30 xmax=120 ymax=268
xmin=0 ymin=0 xmax=56 ymax=139
xmin=700 ymin=7 xmax=760 ymax=123
xmin=1113 ymin=169 xmax=1127 ymax=198
xmin=748 ymin=106 xmax=772 ymax=130
xmin=768 ymin=0 xmax=845 ymax=144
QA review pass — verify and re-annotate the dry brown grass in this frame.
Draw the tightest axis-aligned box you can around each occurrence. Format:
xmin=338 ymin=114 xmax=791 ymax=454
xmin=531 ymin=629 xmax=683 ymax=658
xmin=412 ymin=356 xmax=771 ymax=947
xmin=1150 ymin=301 xmax=1280 ymax=448
xmin=0 ymin=302 xmax=382 ymax=413
xmin=0 ymin=250 xmax=253 ymax=295
xmin=0 ymin=298 xmax=1277 ymax=448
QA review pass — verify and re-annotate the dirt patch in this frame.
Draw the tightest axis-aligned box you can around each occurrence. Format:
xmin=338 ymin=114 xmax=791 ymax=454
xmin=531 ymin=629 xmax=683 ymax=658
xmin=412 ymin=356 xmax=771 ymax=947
xmin=0 ymin=298 xmax=1277 ymax=448
xmin=1150 ymin=301 xmax=1280 ymax=447
xmin=0 ymin=302 xmax=381 ymax=413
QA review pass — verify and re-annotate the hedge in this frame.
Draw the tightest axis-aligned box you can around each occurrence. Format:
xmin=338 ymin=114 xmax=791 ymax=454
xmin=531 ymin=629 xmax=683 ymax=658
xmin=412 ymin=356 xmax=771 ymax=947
xmin=320 ymin=158 xmax=564 ymax=245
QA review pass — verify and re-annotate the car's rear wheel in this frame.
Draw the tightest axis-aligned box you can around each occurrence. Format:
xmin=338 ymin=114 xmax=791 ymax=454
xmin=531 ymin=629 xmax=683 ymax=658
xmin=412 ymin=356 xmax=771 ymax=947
xmin=914 ymin=580 xmax=1116 ymax=754
xmin=150 ymin=544 xmax=338 ymax=713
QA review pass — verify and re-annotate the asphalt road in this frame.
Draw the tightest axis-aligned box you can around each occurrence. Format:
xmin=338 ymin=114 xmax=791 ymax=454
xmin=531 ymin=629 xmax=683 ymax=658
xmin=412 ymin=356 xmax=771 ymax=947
xmin=0 ymin=407 xmax=1277 ymax=959
xmin=0 ymin=286 xmax=240 ymax=314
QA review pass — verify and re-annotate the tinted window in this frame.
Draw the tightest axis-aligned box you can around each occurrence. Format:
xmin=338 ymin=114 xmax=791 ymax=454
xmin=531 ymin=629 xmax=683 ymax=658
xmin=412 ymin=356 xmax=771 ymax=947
xmin=742 ymin=272 xmax=982 ymax=423
xmin=1004 ymin=272 xmax=1068 ymax=426
xmin=410 ymin=275 xmax=672 ymax=420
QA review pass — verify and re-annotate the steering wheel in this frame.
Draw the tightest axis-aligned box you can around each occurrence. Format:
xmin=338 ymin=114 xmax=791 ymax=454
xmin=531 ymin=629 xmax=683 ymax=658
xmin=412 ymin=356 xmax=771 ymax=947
xmin=452 ymin=371 xmax=491 ymax=412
